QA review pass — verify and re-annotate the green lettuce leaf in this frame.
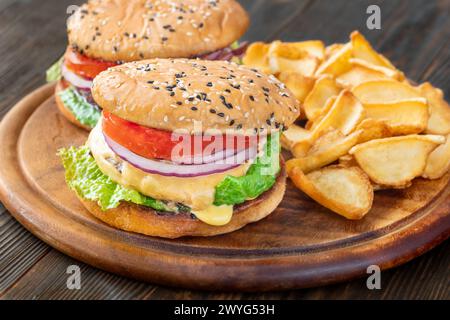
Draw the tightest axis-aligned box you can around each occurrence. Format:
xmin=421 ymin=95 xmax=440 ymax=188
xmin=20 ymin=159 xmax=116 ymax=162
xmin=214 ymin=133 xmax=280 ymax=206
xmin=46 ymin=57 xmax=63 ymax=82
xmin=58 ymin=146 xmax=170 ymax=212
xmin=230 ymin=41 xmax=240 ymax=50
xmin=58 ymin=87 xmax=101 ymax=128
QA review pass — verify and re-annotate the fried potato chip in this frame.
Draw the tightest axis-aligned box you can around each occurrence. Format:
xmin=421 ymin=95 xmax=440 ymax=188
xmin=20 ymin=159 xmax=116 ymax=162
xmin=287 ymin=130 xmax=362 ymax=174
xmin=351 ymin=80 xmax=422 ymax=104
xmin=349 ymin=135 xmax=445 ymax=186
xmin=281 ymin=124 xmax=311 ymax=150
xmin=363 ymin=98 xmax=429 ymax=135
xmin=242 ymin=42 xmax=270 ymax=73
xmin=350 ymin=31 xmax=396 ymax=70
xmin=311 ymin=90 xmax=365 ymax=136
xmin=278 ymin=72 xmax=315 ymax=103
xmin=315 ymin=42 xmax=353 ymax=76
xmin=289 ymin=165 xmax=373 ymax=219
xmin=418 ymin=82 xmax=450 ymax=135
xmin=303 ymin=75 xmax=341 ymax=120
xmin=423 ymin=134 xmax=450 ymax=179
xmin=354 ymin=118 xmax=392 ymax=143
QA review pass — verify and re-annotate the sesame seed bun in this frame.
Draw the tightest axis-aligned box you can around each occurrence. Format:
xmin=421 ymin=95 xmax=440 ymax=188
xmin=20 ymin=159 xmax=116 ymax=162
xmin=68 ymin=0 xmax=249 ymax=62
xmin=78 ymin=163 xmax=286 ymax=238
xmin=55 ymin=80 xmax=92 ymax=131
xmin=92 ymin=59 xmax=300 ymax=133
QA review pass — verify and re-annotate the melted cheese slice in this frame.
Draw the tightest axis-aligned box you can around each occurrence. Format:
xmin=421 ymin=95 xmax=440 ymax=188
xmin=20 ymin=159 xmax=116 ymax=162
xmin=88 ymin=122 xmax=252 ymax=211
xmin=191 ymin=204 xmax=233 ymax=226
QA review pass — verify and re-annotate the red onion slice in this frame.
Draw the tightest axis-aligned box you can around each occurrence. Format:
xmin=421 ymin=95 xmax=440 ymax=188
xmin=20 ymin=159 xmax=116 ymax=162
xmin=104 ymin=133 xmax=258 ymax=177
xmin=61 ymin=64 xmax=93 ymax=89
xmin=175 ymin=148 xmax=237 ymax=165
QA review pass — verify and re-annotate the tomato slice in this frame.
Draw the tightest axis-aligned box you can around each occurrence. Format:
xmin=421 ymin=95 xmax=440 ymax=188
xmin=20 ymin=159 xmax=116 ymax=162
xmin=64 ymin=47 xmax=117 ymax=80
xmin=102 ymin=111 xmax=257 ymax=161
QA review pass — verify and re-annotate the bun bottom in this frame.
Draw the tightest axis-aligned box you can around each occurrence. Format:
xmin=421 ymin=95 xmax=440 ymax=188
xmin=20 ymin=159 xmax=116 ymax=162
xmin=78 ymin=166 xmax=286 ymax=238
xmin=55 ymin=80 xmax=92 ymax=131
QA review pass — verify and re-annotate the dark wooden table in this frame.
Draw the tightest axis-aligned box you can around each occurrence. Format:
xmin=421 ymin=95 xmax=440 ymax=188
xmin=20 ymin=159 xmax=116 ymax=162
xmin=0 ymin=0 xmax=449 ymax=300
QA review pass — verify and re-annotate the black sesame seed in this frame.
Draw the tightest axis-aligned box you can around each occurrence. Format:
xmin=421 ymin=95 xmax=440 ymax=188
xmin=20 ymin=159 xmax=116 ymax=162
xmin=191 ymin=106 xmax=198 ymax=111
xmin=248 ymin=79 xmax=254 ymax=83
xmin=124 ymin=32 xmax=129 ymax=37
xmin=236 ymin=124 xmax=243 ymax=130
xmin=163 ymin=24 xmax=171 ymax=29
xmin=266 ymin=119 xmax=272 ymax=126
xmin=162 ymin=37 xmax=168 ymax=42
xmin=209 ymin=109 xmax=216 ymax=114
xmin=176 ymin=101 xmax=183 ymax=105
xmin=262 ymin=87 xmax=270 ymax=92
xmin=229 ymin=119 xmax=235 ymax=126
xmin=249 ymin=95 xmax=255 ymax=101
xmin=198 ymin=23 xmax=204 ymax=28
xmin=188 ymin=97 xmax=195 ymax=102
xmin=206 ymin=82 xmax=213 ymax=87
xmin=139 ymin=53 xmax=144 ymax=58
xmin=147 ymin=80 xmax=154 ymax=84
xmin=224 ymin=89 xmax=231 ymax=93
xmin=153 ymin=86 xmax=160 ymax=90
xmin=217 ymin=112 xmax=225 ymax=117
xmin=169 ymin=92 xmax=175 ymax=97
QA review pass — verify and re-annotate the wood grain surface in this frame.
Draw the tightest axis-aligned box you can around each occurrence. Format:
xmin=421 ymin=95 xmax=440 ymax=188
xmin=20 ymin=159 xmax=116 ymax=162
xmin=0 ymin=0 xmax=449 ymax=299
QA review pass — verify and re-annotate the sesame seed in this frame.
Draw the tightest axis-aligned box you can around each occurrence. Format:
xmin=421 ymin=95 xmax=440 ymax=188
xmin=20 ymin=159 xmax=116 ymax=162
xmin=209 ymin=109 xmax=216 ymax=114
xmin=191 ymin=106 xmax=198 ymax=111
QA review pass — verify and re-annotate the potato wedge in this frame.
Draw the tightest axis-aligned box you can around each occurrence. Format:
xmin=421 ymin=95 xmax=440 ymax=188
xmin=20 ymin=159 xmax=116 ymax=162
xmin=349 ymin=58 xmax=402 ymax=79
xmin=289 ymin=40 xmax=325 ymax=60
xmin=325 ymin=43 xmax=344 ymax=59
xmin=287 ymin=130 xmax=362 ymax=174
xmin=418 ymin=82 xmax=450 ymax=135
xmin=372 ymin=181 xmax=412 ymax=191
xmin=278 ymin=72 xmax=315 ymax=103
xmin=349 ymin=135 xmax=445 ymax=186
xmin=311 ymin=90 xmax=365 ymax=136
xmin=352 ymin=80 xmax=422 ymax=104
xmin=339 ymin=154 xmax=359 ymax=167
xmin=363 ymin=98 xmax=429 ymax=135
xmin=315 ymin=42 xmax=353 ymax=76
xmin=355 ymin=118 xmax=392 ymax=143
xmin=336 ymin=64 xmax=391 ymax=88
xmin=269 ymin=55 xmax=319 ymax=76
xmin=289 ymin=165 xmax=373 ymax=220
xmin=423 ymin=134 xmax=450 ymax=179
xmin=307 ymin=96 xmax=337 ymax=131
xmin=350 ymin=31 xmax=396 ymax=70
xmin=303 ymin=75 xmax=341 ymax=120
xmin=281 ymin=124 xmax=311 ymax=151
xmin=242 ymin=42 xmax=270 ymax=73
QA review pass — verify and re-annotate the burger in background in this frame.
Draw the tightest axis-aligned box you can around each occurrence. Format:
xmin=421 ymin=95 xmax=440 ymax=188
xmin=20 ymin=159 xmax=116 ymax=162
xmin=46 ymin=0 xmax=249 ymax=130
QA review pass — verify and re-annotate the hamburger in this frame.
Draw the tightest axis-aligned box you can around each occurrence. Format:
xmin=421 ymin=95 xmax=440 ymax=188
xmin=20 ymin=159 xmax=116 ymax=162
xmin=46 ymin=0 xmax=249 ymax=130
xmin=58 ymin=59 xmax=299 ymax=238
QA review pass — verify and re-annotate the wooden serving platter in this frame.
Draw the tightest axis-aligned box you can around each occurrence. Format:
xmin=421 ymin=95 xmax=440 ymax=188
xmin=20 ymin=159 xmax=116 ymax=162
xmin=0 ymin=84 xmax=449 ymax=291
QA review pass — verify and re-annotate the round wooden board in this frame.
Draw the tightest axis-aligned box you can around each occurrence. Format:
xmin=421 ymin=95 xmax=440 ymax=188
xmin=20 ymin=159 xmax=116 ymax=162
xmin=0 ymin=84 xmax=449 ymax=292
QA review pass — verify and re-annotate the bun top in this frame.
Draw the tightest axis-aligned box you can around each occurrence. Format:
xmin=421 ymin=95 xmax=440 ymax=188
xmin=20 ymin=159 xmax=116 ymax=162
xmin=67 ymin=0 xmax=249 ymax=62
xmin=92 ymin=59 xmax=299 ymax=133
